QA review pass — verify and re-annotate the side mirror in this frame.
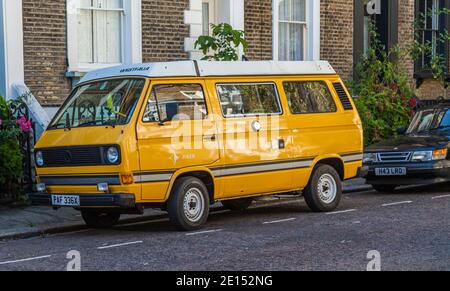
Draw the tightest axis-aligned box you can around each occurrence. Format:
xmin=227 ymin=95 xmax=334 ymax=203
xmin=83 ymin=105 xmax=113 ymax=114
xmin=396 ymin=127 xmax=407 ymax=135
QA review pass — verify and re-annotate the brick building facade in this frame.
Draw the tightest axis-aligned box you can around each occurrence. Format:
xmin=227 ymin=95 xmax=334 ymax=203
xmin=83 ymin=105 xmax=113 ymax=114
xmin=1 ymin=0 xmax=448 ymax=112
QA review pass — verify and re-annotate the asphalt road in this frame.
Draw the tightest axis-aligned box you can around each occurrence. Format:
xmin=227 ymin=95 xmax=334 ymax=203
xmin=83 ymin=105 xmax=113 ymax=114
xmin=0 ymin=183 xmax=449 ymax=271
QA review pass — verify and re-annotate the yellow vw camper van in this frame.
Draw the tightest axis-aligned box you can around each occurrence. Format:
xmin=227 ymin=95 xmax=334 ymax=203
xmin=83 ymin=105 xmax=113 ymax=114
xmin=30 ymin=61 xmax=364 ymax=230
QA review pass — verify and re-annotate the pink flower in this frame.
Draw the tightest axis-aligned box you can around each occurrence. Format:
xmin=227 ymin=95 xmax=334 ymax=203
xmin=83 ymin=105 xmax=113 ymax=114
xmin=16 ymin=116 xmax=32 ymax=133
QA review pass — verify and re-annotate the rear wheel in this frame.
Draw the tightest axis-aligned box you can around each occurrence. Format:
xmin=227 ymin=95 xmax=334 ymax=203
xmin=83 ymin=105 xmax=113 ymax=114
xmin=303 ymin=164 xmax=342 ymax=212
xmin=372 ymin=184 xmax=397 ymax=193
xmin=167 ymin=177 xmax=210 ymax=231
xmin=81 ymin=211 xmax=120 ymax=229
xmin=221 ymin=198 xmax=253 ymax=211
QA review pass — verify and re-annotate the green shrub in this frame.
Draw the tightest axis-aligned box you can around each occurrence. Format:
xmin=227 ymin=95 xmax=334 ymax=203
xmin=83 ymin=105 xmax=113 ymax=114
xmin=195 ymin=23 xmax=248 ymax=61
xmin=0 ymin=96 xmax=23 ymax=197
xmin=350 ymin=26 xmax=415 ymax=146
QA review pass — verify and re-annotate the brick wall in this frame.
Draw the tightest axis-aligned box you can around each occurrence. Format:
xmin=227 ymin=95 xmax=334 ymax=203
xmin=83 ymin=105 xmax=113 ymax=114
xmin=141 ymin=0 xmax=189 ymax=62
xmin=398 ymin=0 xmax=415 ymax=80
xmin=417 ymin=80 xmax=450 ymax=100
xmin=22 ymin=0 xmax=70 ymax=106
xmin=320 ymin=0 xmax=354 ymax=82
xmin=244 ymin=0 xmax=273 ymax=60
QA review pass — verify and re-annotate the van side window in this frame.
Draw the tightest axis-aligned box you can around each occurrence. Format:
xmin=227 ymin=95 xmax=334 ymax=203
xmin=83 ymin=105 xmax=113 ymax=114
xmin=217 ymin=83 xmax=282 ymax=117
xmin=143 ymin=84 xmax=208 ymax=122
xmin=283 ymin=81 xmax=337 ymax=114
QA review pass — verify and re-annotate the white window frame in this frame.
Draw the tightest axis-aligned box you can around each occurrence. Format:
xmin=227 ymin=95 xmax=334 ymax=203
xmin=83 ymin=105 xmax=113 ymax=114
xmin=202 ymin=0 xmax=216 ymax=35
xmin=273 ymin=0 xmax=308 ymax=61
xmin=67 ymin=0 xmax=142 ymax=73
xmin=272 ymin=0 xmax=320 ymax=61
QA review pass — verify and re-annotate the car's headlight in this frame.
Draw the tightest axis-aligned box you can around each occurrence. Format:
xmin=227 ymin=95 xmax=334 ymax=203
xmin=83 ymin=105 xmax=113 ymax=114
xmin=35 ymin=151 xmax=44 ymax=167
xmin=432 ymin=148 xmax=448 ymax=160
xmin=105 ymin=146 xmax=120 ymax=164
xmin=363 ymin=153 xmax=377 ymax=163
xmin=412 ymin=149 xmax=447 ymax=161
xmin=411 ymin=151 xmax=432 ymax=161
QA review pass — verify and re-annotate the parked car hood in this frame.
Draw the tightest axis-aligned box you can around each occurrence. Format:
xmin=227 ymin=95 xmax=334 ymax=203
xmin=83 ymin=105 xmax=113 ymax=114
xmin=366 ymin=134 xmax=450 ymax=152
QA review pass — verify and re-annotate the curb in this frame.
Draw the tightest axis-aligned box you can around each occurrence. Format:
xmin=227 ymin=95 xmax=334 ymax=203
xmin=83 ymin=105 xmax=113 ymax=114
xmin=0 ymin=185 xmax=372 ymax=241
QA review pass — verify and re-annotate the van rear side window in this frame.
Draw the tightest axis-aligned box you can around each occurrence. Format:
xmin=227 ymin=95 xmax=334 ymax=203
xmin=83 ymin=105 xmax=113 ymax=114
xmin=283 ymin=81 xmax=337 ymax=114
xmin=143 ymin=84 xmax=208 ymax=122
xmin=217 ymin=83 xmax=282 ymax=117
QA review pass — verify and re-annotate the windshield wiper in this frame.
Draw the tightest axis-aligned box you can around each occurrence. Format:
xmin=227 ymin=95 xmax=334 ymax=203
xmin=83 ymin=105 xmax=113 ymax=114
xmin=77 ymin=120 xmax=118 ymax=128
xmin=77 ymin=120 xmax=105 ymax=127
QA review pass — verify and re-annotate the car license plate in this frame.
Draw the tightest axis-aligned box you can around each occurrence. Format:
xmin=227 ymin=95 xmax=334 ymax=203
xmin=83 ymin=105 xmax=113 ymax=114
xmin=51 ymin=195 xmax=80 ymax=206
xmin=375 ymin=167 xmax=407 ymax=176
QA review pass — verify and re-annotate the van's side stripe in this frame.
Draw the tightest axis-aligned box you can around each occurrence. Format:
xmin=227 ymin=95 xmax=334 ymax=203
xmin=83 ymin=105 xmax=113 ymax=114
xmin=210 ymin=159 xmax=314 ymax=178
xmin=341 ymin=153 xmax=363 ymax=163
xmin=133 ymin=172 xmax=173 ymax=183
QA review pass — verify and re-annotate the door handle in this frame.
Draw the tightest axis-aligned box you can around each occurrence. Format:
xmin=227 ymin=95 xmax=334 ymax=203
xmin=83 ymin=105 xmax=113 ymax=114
xmin=203 ymin=134 xmax=216 ymax=141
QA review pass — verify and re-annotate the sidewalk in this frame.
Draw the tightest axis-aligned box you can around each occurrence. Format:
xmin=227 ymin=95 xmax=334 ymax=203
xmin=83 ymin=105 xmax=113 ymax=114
xmin=0 ymin=178 xmax=371 ymax=241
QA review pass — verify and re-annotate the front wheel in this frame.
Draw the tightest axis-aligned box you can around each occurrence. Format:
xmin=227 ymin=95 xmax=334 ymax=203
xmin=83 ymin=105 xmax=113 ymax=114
xmin=167 ymin=177 xmax=210 ymax=231
xmin=81 ymin=211 xmax=120 ymax=229
xmin=303 ymin=164 xmax=342 ymax=212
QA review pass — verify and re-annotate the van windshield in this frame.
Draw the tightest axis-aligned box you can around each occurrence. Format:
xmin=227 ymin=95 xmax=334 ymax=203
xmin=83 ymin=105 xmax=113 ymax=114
xmin=48 ymin=78 xmax=145 ymax=129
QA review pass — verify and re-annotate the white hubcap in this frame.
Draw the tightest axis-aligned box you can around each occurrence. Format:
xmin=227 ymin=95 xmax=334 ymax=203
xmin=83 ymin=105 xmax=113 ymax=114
xmin=183 ymin=188 xmax=205 ymax=223
xmin=317 ymin=174 xmax=337 ymax=204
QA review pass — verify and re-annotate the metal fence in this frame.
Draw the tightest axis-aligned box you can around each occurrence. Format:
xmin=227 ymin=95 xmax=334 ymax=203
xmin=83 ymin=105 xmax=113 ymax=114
xmin=9 ymin=102 xmax=35 ymax=194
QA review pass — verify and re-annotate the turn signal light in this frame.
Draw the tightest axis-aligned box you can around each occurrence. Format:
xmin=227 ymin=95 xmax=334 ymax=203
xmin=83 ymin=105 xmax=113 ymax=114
xmin=121 ymin=174 xmax=134 ymax=185
xmin=433 ymin=148 xmax=448 ymax=160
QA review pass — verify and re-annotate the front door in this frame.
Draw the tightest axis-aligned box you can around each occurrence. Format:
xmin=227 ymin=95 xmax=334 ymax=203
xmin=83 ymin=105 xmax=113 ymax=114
xmin=136 ymin=81 xmax=220 ymax=201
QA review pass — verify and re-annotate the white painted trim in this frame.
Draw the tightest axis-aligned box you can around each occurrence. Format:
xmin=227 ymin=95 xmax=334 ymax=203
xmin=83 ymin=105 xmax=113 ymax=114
xmin=66 ymin=0 xmax=142 ymax=74
xmin=0 ymin=0 xmax=25 ymax=100
xmin=308 ymin=0 xmax=321 ymax=60
xmin=124 ymin=0 xmax=142 ymax=64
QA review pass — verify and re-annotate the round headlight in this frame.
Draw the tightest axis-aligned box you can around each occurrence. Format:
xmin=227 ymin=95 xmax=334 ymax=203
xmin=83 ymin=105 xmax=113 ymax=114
xmin=106 ymin=147 xmax=119 ymax=164
xmin=35 ymin=151 xmax=44 ymax=167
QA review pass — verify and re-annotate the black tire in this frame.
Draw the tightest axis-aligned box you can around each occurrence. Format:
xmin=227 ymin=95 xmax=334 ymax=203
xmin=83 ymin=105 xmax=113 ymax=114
xmin=372 ymin=184 xmax=397 ymax=193
xmin=221 ymin=198 xmax=253 ymax=211
xmin=81 ymin=211 xmax=120 ymax=228
xmin=167 ymin=177 xmax=210 ymax=231
xmin=303 ymin=164 xmax=342 ymax=212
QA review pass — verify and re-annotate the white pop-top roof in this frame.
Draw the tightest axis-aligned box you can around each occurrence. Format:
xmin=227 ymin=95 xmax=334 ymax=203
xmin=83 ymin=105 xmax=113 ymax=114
xmin=79 ymin=60 xmax=336 ymax=84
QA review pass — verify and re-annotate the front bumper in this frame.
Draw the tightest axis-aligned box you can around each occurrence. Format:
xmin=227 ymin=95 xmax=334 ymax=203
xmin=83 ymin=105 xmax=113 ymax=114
xmin=28 ymin=193 xmax=136 ymax=208
xmin=364 ymin=161 xmax=450 ymax=185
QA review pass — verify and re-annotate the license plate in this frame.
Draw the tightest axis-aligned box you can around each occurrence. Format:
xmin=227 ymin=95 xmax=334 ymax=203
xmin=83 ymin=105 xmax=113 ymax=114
xmin=375 ymin=167 xmax=407 ymax=176
xmin=51 ymin=195 xmax=80 ymax=206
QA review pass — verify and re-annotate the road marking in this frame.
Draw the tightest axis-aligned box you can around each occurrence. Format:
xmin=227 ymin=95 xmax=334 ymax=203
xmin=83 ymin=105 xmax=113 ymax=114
xmin=0 ymin=255 xmax=52 ymax=265
xmin=263 ymin=218 xmax=296 ymax=224
xmin=432 ymin=194 xmax=450 ymax=200
xmin=97 ymin=241 xmax=143 ymax=250
xmin=185 ymin=229 xmax=223 ymax=236
xmin=382 ymin=201 xmax=412 ymax=207
xmin=326 ymin=209 xmax=356 ymax=215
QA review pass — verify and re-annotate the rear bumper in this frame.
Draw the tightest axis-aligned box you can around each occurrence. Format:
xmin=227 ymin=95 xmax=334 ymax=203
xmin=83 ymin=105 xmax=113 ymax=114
xmin=28 ymin=193 xmax=136 ymax=208
xmin=364 ymin=161 xmax=450 ymax=185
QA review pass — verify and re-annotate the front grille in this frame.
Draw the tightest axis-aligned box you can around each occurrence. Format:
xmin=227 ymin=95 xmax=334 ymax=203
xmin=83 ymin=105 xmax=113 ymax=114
xmin=41 ymin=146 xmax=103 ymax=167
xmin=377 ymin=152 xmax=412 ymax=163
